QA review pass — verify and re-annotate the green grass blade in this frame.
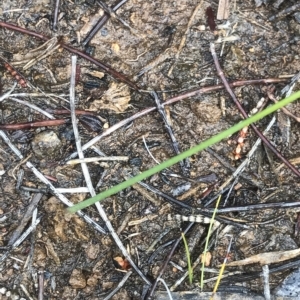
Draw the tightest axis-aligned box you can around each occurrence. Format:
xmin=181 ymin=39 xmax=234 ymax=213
xmin=68 ymin=90 xmax=300 ymax=213
xmin=182 ymin=232 xmax=193 ymax=284
xmin=200 ymin=195 xmax=222 ymax=290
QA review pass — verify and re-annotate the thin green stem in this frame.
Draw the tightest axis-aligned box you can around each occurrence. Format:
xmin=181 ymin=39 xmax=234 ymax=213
xmin=200 ymin=195 xmax=222 ymax=290
xmin=182 ymin=232 xmax=193 ymax=284
xmin=69 ymin=91 xmax=300 ymax=213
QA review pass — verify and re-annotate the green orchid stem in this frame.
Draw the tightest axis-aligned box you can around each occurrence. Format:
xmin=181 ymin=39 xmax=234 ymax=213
xmin=69 ymin=91 xmax=300 ymax=213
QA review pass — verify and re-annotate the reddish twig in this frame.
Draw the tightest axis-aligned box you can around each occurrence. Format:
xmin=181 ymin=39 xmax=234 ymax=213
xmin=0 ymin=119 xmax=67 ymax=130
xmin=210 ymin=43 xmax=300 ymax=178
xmin=66 ymin=77 xmax=289 ymax=160
xmin=0 ymin=56 xmax=27 ymax=87
xmin=0 ymin=115 xmax=103 ymax=132
xmin=45 ymin=109 xmax=97 ymax=115
xmin=164 ymin=78 xmax=287 ymax=107
xmin=0 ymin=21 xmax=139 ymax=90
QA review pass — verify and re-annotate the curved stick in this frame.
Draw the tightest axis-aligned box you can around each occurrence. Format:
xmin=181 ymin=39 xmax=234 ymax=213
xmin=210 ymin=43 xmax=300 ymax=178
xmin=0 ymin=21 xmax=139 ymax=90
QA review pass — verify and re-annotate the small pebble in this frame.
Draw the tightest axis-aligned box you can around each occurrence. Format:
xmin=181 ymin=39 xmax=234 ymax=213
xmin=69 ymin=269 xmax=86 ymax=289
xmin=129 ymin=157 xmax=142 ymax=167
xmin=0 ymin=163 xmax=5 ymax=176
xmin=101 ymin=27 xmax=108 ymax=36
xmin=31 ymin=131 xmax=62 ymax=159
xmin=85 ymin=243 xmax=100 ymax=260
xmin=294 ymin=12 xmax=300 ymax=24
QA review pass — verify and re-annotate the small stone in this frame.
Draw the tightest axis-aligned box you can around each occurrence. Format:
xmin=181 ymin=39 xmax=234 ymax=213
xmin=85 ymin=243 xmax=100 ymax=260
xmin=294 ymin=12 xmax=300 ymax=24
xmin=69 ymin=269 xmax=86 ymax=289
xmin=129 ymin=157 xmax=142 ymax=167
xmin=87 ymin=274 xmax=98 ymax=287
xmin=0 ymin=287 xmax=7 ymax=294
xmin=31 ymin=131 xmax=62 ymax=159
xmin=0 ymin=163 xmax=5 ymax=176
xmin=101 ymin=27 xmax=108 ymax=36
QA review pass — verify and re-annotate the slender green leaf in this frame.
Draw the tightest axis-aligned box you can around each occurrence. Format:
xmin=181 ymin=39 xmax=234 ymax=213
xmin=200 ymin=195 xmax=222 ymax=290
xmin=182 ymin=232 xmax=193 ymax=284
xmin=69 ymin=91 xmax=300 ymax=213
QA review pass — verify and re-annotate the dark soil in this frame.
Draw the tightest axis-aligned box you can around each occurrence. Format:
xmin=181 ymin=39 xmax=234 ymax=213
xmin=1 ymin=0 xmax=300 ymax=299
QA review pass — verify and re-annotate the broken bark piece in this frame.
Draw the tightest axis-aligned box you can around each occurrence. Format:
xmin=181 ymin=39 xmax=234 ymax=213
xmin=217 ymin=0 xmax=230 ymax=20
xmin=206 ymin=7 xmax=216 ymax=31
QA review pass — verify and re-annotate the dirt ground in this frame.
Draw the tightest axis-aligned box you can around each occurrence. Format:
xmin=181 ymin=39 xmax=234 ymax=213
xmin=0 ymin=0 xmax=300 ymax=299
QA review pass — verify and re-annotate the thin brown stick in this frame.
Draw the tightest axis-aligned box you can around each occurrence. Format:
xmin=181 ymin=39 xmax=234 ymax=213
xmin=210 ymin=43 xmax=300 ymax=178
xmin=46 ymin=109 xmax=97 ymax=116
xmin=66 ymin=77 xmax=288 ymax=160
xmin=0 ymin=119 xmax=67 ymax=130
xmin=0 ymin=21 xmax=139 ymax=90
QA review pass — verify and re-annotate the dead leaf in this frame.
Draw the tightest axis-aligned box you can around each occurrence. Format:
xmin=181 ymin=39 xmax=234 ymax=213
xmin=69 ymin=269 xmax=86 ymax=289
xmin=111 ymin=42 xmax=120 ymax=54
xmin=113 ymin=256 xmax=131 ymax=271
xmin=89 ymin=82 xmax=131 ymax=113
xmin=45 ymin=239 xmax=60 ymax=265
xmin=201 ymin=252 xmax=212 ymax=266
xmin=225 ymin=248 xmax=300 ymax=267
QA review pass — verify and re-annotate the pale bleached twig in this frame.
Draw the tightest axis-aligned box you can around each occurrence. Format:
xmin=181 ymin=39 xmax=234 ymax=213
xmin=157 ymin=278 xmax=173 ymax=300
xmin=23 ymin=37 xmax=59 ymax=70
xmin=217 ymin=0 xmax=230 ymax=20
xmin=20 ymin=284 xmax=34 ymax=300
xmin=263 ymin=265 xmax=271 ymax=300
xmin=69 ymin=56 xmax=150 ymax=285
xmin=8 ymin=193 xmax=43 ymax=246
xmin=0 ymin=216 xmax=41 ymax=264
xmin=0 ymin=82 xmax=17 ymax=102
xmin=103 ymin=270 xmax=133 ymax=300
xmin=142 ymin=136 xmax=160 ymax=165
xmin=10 ymin=97 xmax=55 ymax=119
xmin=0 ymin=130 xmax=107 ymax=236
xmin=10 ymin=93 xmax=69 ymax=102
xmin=3 ymin=8 xmax=29 ymax=13
xmin=66 ymin=107 xmax=155 ymax=160
xmin=56 ymin=187 xmax=90 ymax=193
xmin=66 ymin=156 xmax=129 ymax=165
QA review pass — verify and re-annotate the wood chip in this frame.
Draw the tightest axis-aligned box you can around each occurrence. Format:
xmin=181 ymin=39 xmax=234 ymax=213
xmin=225 ymin=248 xmax=300 ymax=267
xmin=217 ymin=0 xmax=230 ymax=20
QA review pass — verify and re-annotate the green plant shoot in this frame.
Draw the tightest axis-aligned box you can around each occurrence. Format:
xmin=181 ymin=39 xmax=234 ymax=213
xmin=69 ymin=91 xmax=300 ymax=213
xmin=182 ymin=232 xmax=193 ymax=284
xmin=200 ymin=195 xmax=222 ymax=290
